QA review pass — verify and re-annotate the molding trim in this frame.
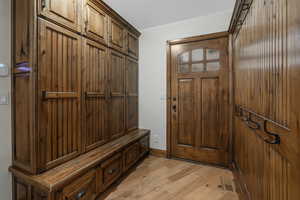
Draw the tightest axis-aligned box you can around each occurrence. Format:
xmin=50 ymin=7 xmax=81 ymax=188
xmin=150 ymin=148 xmax=167 ymax=158
xmin=228 ymin=0 xmax=253 ymax=34
xmin=230 ymin=162 xmax=250 ymax=200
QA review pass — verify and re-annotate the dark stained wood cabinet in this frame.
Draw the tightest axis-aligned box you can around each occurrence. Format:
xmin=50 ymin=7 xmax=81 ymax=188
xmin=82 ymin=39 xmax=108 ymax=152
xmin=108 ymin=49 xmax=126 ymax=140
xmin=83 ymin=0 xmax=108 ymax=45
xmin=38 ymin=18 xmax=82 ymax=171
xmin=127 ymin=31 xmax=139 ymax=59
xmin=126 ymin=57 xmax=139 ymax=131
xmin=38 ymin=0 xmax=82 ymax=33
xmin=109 ymin=17 xmax=126 ymax=53
xmin=12 ymin=0 xmax=141 ymax=174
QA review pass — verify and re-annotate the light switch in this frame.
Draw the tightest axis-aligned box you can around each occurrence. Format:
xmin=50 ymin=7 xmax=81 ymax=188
xmin=0 ymin=64 xmax=9 ymax=77
xmin=0 ymin=94 xmax=9 ymax=105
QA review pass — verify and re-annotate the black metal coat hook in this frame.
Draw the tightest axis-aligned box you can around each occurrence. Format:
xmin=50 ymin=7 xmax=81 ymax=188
xmin=263 ymin=120 xmax=281 ymax=145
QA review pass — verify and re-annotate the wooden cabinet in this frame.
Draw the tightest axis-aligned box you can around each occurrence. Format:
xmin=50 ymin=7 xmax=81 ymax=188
xmin=126 ymin=57 xmax=139 ymax=131
xmin=12 ymin=0 xmax=141 ymax=175
xmin=109 ymin=17 xmax=126 ymax=52
xmin=38 ymin=19 xmax=82 ymax=171
xmin=60 ymin=170 xmax=96 ymax=200
xmin=97 ymin=153 xmax=123 ymax=192
xmin=127 ymin=31 xmax=139 ymax=59
xmin=82 ymin=39 xmax=108 ymax=152
xmin=139 ymin=135 xmax=150 ymax=157
xmin=83 ymin=0 xmax=108 ymax=45
xmin=123 ymin=142 xmax=140 ymax=171
xmin=108 ymin=50 xmax=126 ymax=140
xmin=38 ymin=0 xmax=82 ymax=32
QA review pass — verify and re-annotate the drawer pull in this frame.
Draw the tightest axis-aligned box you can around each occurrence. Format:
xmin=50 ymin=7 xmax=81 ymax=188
xmin=76 ymin=191 xmax=86 ymax=199
xmin=108 ymin=168 xmax=117 ymax=174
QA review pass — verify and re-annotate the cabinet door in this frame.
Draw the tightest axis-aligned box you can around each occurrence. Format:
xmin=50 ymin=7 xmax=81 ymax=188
xmin=127 ymin=31 xmax=139 ymax=59
xmin=126 ymin=57 xmax=138 ymax=132
xmin=38 ymin=0 xmax=81 ymax=32
xmin=61 ymin=170 xmax=96 ymax=200
xmin=109 ymin=17 xmax=126 ymax=53
xmin=108 ymin=50 xmax=126 ymax=140
xmin=38 ymin=19 xmax=81 ymax=171
xmin=82 ymin=39 xmax=108 ymax=152
xmin=84 ymin=1 xmax=108 ymax=45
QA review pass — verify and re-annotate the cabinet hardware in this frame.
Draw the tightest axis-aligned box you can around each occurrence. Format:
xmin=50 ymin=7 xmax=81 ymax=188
xmin=76 ymin=191 xmax=86 ymax=199
xmin=108 ymin=168 xmax=117 ymax=174
xmin=172 ymin=105 xmax=177 ymax=112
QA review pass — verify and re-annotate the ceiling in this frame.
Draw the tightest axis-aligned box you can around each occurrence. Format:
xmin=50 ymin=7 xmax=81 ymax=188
xmin=102 ymin=0 xmax=236 ymax=30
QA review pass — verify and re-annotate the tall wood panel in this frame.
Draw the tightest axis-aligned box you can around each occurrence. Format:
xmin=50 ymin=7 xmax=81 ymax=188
xmin=82 ymin=39 xmax=108 ymax=152
xmin=108 ymin=49 xmax=126 ymax=140
xmin=126 ymin=57 xmax=139 ymax=131
xmin=230 ymin=0 xmax=300 ymax=199
xmin=38 ymin=19 xmax=82 ymax=171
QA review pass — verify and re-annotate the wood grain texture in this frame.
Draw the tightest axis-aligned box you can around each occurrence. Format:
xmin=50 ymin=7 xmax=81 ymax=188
xmin=103 ymin=156 xmax=238 ymax=200
xmin=231 ymin=0 xmax=300 ymax=199
xmin=38 ymin=19 xmax=82 ymax=171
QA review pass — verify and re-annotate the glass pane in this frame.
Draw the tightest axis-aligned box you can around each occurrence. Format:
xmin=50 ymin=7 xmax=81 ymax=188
xmin=207 ymin=62 xmax=220 ymax=71
xmin=178 ymin=52 xmax=189 ymax=64
xmin=179 ymin=64 xmax=189 ymax=73
xmin=192 ymin=49 xmax=204 ymax=62
xmin=206 ymin=49 xmax=220 ymax=60
xmin=192 ymin=63 xmax=205 ymax=72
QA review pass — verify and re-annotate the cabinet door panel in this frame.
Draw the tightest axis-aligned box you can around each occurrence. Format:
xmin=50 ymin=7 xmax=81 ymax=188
xmin=109 ymin=18 xmax=126 ymax=52
xmin=84 ymin=2 xmax=108 ymax=45
xmin=38 ymin=0 xmax=81 ymax=32
xmin=126 ymin=58 xmax=138 ymax=131
xmin=38 ymin=19 xmax=81 ymax=171
xmin=127 ymin=32 xmax=139 ymax=59
xmin=109 ymin=50 xmax=125 ymax=139
xmin=82 ymin=39 xmax=108 ymax=152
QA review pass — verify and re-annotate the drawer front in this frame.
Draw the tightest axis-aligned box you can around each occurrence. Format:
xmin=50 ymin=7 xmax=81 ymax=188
xmin=140 ymin=136 xmax=150 ymax=157
xmin=97 ymin=153 xmax=122 ymax=192
xmin=123 ymin=142 xmax=140 ymax=171
xmin=61 ymin=170 xmax=96 ymax=200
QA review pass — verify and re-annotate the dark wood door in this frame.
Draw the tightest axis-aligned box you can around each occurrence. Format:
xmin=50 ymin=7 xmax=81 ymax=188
xmin=170 ymin=35 xmax=229 ymax=166
xmin=127 ymin=31 xmax=139 ymax=59
xmin=38 ymin=19 xmax=82 ymax=171
xmin=82 ymin=39 xmax=108 ymax=152
xmin=108 ymin=49 xmax=126 ymax=140
xmin=38 ymin=0 xmax=81 ymax=32
xmin=126 ymin=57 xmax=138 ymax=132
xmin=83 ymin=0 xmax=108 ymax=45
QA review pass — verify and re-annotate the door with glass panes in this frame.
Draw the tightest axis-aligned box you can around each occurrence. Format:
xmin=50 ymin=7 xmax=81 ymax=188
xmin=170 ymin=35 xmax=230 ymax=166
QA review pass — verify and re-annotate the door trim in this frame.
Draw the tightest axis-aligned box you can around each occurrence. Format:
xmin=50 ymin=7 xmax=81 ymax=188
xmin=166 ymin=31 xmax=230 ymax=159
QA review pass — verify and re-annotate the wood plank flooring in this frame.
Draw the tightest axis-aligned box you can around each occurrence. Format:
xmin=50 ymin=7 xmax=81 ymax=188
xmin=105 ymin=156 xmax=239 ymax=200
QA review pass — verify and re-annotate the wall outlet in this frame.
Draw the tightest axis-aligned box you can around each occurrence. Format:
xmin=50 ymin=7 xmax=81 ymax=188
xmin=0 ymin=94 xmax=9 ymax=105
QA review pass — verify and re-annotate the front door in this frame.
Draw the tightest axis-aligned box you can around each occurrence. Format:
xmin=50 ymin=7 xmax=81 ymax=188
xmin=169 ymin=34 xmax=230 ymax=166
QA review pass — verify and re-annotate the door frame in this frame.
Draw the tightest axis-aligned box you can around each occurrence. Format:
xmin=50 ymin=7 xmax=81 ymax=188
xmin=166 ymin=31 xmax=233 ymax=160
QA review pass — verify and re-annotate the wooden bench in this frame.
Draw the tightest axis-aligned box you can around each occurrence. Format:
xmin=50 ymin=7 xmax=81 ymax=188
xmin=10 ymin=129 xmax=150 ymax=200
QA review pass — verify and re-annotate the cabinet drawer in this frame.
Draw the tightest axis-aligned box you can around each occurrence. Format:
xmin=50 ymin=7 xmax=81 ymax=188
xmin=123 ymin=142 xmax=140 ymax=172
xmin=61 ymin=170 xmax=96 ymax=200
xmin=140 ymin=136 xmax=150 ymax=157
xmin=97 ymin=153 xmax=122 ymax=192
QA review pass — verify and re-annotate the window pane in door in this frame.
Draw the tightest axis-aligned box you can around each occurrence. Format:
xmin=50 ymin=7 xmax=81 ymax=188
xmin=207 ymin=62 xmax=220 ymax=71
xmin=178 ymin=52 xmax=189 ymax=64
xmin=206 ymin=49 xmax=220 ymax=60
xmin=179 ymin=64 xmax=189 ymax=73
xmin=192 ymin=63 xmax=205 ymax=72
xmin=192 ymin=49 xmax=204 ymax=62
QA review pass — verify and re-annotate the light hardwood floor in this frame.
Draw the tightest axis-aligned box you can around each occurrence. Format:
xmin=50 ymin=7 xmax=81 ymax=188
xmin=105 ymin=156 xmax=239 ymax=200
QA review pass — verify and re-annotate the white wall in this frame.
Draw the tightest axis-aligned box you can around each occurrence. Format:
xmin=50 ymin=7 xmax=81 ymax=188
xmin=139 ymin=11 xmax=232 ymax=150
xmin=0 ymin=0 xmax=11 ymax=199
